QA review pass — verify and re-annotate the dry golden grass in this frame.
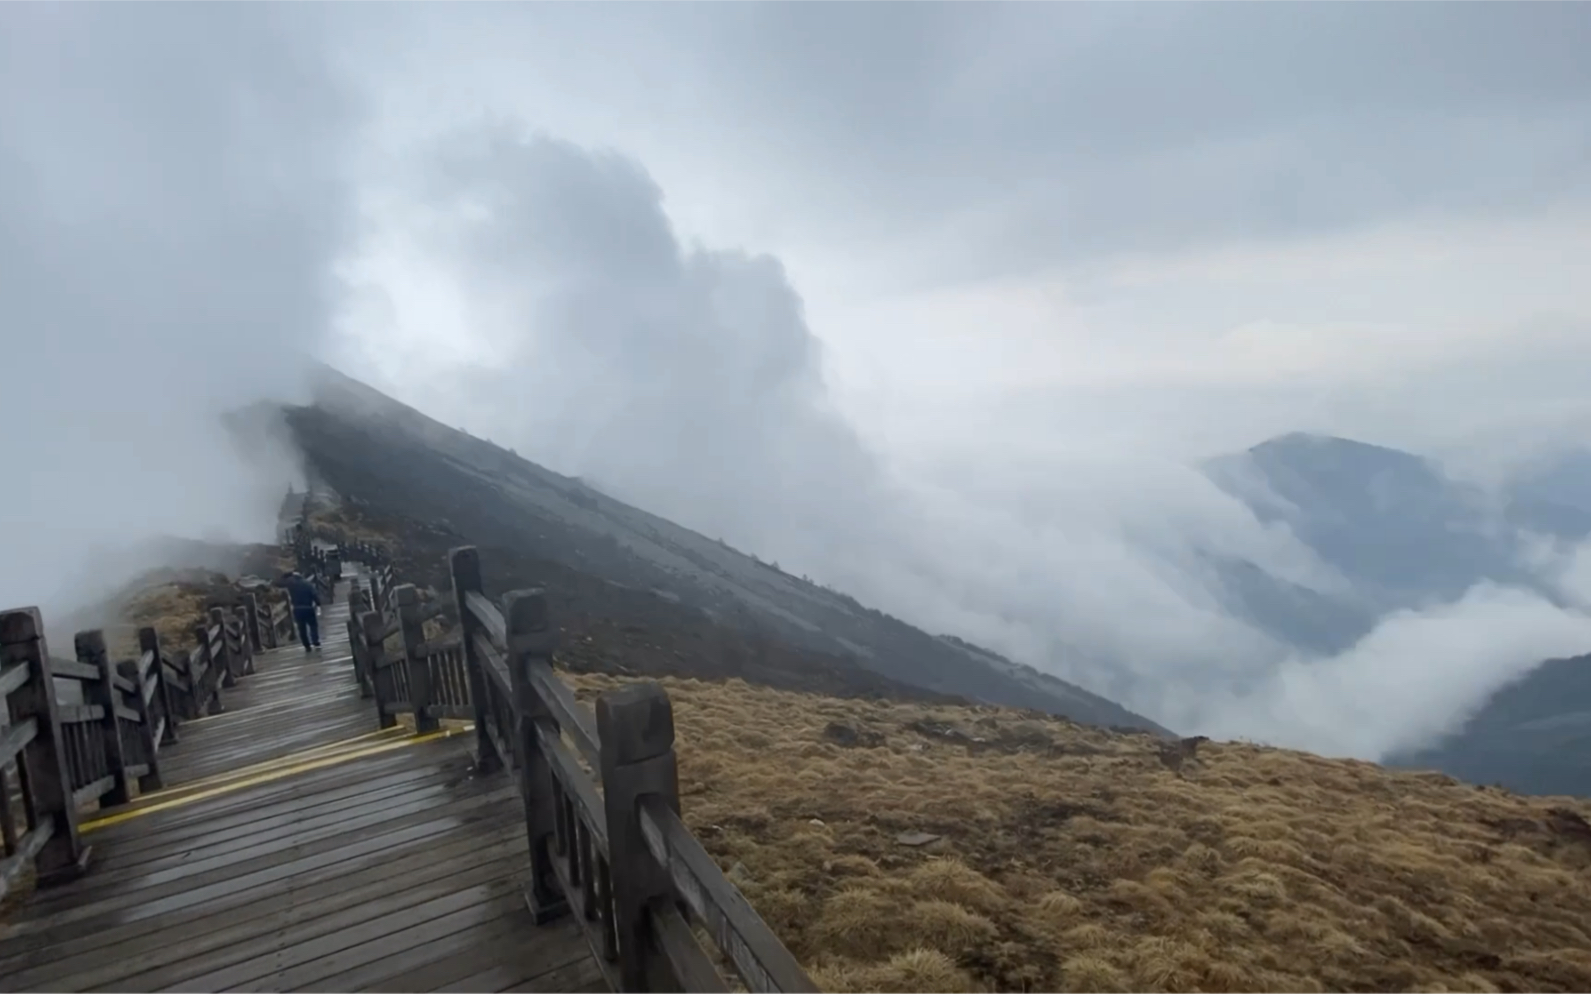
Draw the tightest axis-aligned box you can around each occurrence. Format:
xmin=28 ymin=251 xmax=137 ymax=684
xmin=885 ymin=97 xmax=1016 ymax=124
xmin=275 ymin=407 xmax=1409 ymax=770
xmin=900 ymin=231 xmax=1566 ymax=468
xmin=562 ymin=671 xmax=1591 ymax=993
xmin=107 ymin=580 xmax=216 ymax=656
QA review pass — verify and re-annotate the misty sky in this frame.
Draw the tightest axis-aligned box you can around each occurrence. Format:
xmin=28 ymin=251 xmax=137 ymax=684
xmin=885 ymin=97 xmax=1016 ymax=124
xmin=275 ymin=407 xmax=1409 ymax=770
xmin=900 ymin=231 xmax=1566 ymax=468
xmin=4 ymin=3 xmax=1590 ymax=758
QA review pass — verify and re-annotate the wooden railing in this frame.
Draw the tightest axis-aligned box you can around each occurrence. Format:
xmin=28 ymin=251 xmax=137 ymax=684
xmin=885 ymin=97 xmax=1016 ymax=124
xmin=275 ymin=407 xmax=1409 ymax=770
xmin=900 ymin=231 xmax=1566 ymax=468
xmin=0 ymin=615 xmax=188 ymax=900
xmin=2 ymin=572 xmax=295 ymax=900
xmin=342 ymin=544 xmax=815 ymax=993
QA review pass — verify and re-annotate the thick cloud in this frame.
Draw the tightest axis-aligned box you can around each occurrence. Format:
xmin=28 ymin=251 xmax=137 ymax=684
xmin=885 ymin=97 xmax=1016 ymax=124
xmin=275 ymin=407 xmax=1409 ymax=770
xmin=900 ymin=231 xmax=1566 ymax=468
xmin=369 ymin=3 xmax=1591 ymax=274
xmin=341 ymin=121 xmax=1591 ymax=759
xmin=0 ymin=5 xmax=357 ymax=614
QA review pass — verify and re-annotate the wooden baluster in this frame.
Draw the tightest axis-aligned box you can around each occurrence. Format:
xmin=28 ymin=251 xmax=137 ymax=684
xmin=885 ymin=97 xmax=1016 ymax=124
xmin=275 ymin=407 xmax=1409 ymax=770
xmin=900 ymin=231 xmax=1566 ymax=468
xmin=347 ymin=616 xmax=371 ymax=698
xmin=505 ymin=589 xmax=568 ymax=923
xmin=209 ymin=608 xmax=235 ymax=689
xmin=117 ymin=657 xmax=162 ymax=793
xmin=138 ymin=627 xmax=178 ymax=746
xmin=449 ymin=547 xmax=500 ymax=774
xmin=362 ymin=610 xmax=397 ymax=730
xmin=0 ymin=607 xmax=86 ymax=880
xmin=244 ymin=593 xmax=264 ymax=654
xmin=597 ymin=682 xmax=683 ymax=992
xmin=234 ymin=606 xmax=255 ymax=675
xmin=0 ymin=763 xmax=16 ymax=858
xmin=75 ymin=630 xmax=130 ymax=808
xmin=190 ymin=623 xmax=218 ymax=715
xmin=395 ymin=585 xmax=437 ymax=735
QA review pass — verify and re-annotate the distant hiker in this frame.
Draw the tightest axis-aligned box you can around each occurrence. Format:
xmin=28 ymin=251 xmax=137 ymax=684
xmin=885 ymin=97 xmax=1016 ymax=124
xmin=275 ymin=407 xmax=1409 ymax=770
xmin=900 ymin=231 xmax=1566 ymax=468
xmin=280 ymin=571 xmax=322 ymax=652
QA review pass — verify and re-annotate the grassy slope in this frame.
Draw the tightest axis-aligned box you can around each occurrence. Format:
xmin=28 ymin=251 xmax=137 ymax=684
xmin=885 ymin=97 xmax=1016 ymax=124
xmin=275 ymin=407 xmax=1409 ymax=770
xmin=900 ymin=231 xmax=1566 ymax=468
xmin=566 ymin=671 xmax=1591 ymax=993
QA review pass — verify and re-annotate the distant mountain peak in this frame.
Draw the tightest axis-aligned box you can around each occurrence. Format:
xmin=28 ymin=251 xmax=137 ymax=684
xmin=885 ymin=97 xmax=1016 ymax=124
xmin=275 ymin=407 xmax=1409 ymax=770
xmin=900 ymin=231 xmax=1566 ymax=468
xmin=1247 ymin=432 xmax=1433 ymax=473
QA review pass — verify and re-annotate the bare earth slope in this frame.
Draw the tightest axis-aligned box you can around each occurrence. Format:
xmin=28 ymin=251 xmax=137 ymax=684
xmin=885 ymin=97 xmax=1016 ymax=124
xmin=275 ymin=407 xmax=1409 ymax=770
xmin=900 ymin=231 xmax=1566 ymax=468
xmin=284 ymin=366 xmax=1168 ymax=733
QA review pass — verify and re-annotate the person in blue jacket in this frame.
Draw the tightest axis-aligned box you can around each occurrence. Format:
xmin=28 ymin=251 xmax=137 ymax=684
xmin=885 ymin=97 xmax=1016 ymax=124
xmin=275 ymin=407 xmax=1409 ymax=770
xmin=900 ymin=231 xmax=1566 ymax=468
xmin=279 ymin=571 xmax=322 ymax=651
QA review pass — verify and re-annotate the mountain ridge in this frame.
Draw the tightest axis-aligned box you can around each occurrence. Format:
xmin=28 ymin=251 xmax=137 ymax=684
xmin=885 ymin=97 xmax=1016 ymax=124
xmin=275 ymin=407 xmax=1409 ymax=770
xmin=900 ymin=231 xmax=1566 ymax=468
xmin=284 ymin=365 xmax=1173 ymax=735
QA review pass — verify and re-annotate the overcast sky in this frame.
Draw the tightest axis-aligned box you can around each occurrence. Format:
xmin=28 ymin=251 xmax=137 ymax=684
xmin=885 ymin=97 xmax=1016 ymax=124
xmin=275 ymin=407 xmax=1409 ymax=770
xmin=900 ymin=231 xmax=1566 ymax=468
xmin=5 ymin=3 xmax=1590 ymax=756
xmin=333 ymin=2 xmax=1591 ymax=475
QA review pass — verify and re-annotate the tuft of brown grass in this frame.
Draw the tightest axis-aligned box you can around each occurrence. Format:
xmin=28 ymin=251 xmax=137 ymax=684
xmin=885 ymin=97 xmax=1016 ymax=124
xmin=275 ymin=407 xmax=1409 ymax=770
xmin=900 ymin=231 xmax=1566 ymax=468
xmin=563 ymin=671 xmax=1591 ymax=993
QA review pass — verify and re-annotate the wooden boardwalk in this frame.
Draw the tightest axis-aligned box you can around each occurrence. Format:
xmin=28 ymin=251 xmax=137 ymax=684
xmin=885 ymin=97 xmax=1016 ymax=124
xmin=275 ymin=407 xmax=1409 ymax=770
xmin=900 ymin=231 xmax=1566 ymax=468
xmin=0 ymin=572 xmax=602 ymax=993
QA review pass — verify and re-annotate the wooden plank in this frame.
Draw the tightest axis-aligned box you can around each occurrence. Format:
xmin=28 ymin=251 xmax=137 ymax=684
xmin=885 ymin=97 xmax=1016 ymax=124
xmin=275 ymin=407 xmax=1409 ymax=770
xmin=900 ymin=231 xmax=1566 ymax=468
xmin=528 ymin=660 xmax=599 ymax=768
xmin=0 ymin=809 xmax=523 ymax=981
xmin=56 ymin=704 xmax=105 ymax=725
xmin=651 ymin=900 xmax=729 ymax=993
xmin=442 ymin=949 xmax=606 ymax=994
xmin=5 ymin=782 xmax=517 ymax=940
xmin=87 ymin=762 xmax=479 ymax=869
xmin=0 ymin=717 xmax=37 ymax=769
xmin=25 ymin=767 xmax=514 ymax=914
xmin=0 ymin=822 xmax=53 ymax=903
xmin=171 ymin=880 xmax=522 ymax=992
xmin=0 ymin=662 xmax=28 ymax=697
xmin=49 ymin=658 xmax=99 ymax=682
xmin=70 ymin=774 xmax=114 ymax=808
xmin=512 ymin=955 xmax=610 ymax=993
xmin=113 ymin=855 xmax=525 ymax=991
xmin=639 ymin=799 xmax=815 ymax=993
xmin=465 ymin=590 xmax=507 ymax=646
xmin=347 ymin=913 xmax=588 ymax=993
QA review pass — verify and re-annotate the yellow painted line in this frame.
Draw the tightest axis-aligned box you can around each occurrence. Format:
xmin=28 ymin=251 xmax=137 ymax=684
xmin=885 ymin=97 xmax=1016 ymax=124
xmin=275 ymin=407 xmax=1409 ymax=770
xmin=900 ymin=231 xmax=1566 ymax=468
xmin=81 ymin=725 xmax=474 ymax=832
xmin=129 ymin=727 xmax=407 ymax=802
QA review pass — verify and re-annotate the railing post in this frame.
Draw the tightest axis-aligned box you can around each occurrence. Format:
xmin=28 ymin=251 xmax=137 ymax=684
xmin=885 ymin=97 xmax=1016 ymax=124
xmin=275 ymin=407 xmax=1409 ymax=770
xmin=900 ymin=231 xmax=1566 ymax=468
xmin=259 ymin=593 xmax=277 ymax=650
xmin=0 ymin=607 xmax=86 ymax=881
xmin=138 ymin=627 xmax=178 ymax=745
xmin=362 ymin=610 xmax=397 ymax=730
xmin=75 ymin=629 xmax=131 ymax=808
xmin=233 ymin=606 xmax=255 ymax=675
xmin=191 ymin=623 xmax=221 ymax=715
xmin=597 ymin=682 xmax=683 ymax=992
xmin=117 ymin=657 xmax=162 ymax=793
xmin=449 ymin=546 xmax=500 ymax=774
xmin=347 ymin=616 xmax=371 ymax=697
xmin=505 ymin=589 xmax=568 ymax=924
xmin=209 ymin=608 xmax=236 ymax=688
xmin=244 ymin=593 xmax=264 ymax=653
xmin=396 ymin=585 xmax=438 ymax=735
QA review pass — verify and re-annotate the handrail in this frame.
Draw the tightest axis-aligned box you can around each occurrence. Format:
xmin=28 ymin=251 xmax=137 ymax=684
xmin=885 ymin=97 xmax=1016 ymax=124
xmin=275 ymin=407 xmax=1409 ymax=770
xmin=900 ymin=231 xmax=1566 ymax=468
xmin=347 ymin=542 xmax=816 ymax=992
xmin=0 ymin=524 xmax=295 ymax=895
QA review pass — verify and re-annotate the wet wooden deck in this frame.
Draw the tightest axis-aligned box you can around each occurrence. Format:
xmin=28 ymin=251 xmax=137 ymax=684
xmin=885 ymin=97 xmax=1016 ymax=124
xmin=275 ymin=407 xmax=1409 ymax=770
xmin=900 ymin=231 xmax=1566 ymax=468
xmin=0 ymin=573 xmax=603 ymax=993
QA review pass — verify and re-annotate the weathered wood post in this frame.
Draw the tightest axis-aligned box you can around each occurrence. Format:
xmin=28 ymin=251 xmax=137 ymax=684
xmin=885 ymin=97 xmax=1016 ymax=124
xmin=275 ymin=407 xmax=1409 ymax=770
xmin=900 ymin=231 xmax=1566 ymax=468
xmin=505 ymin=589 xmax=568 ymax=923
xmin=259 ymin=592 xmax=277 ymax=650
xmin=449 ymin=546 xmax=500 ymax=773
xmin=117 ymin=657 xmax=162 ymax=793
xmin=209 ymin=608 xmax=236 ymax=688
xmin=75 ymin=629 xmax=131 ymax=808
xmin=362 ymin=610 xmax=397 ymax=730
xmin=597 ymin=681 xmax=683 ymax=991
xmin=395 ymin=585 xmax=438 ymax=735
xmin=190 ymin=623 xmax=222 ymax=715
xmin=347 ymin=617 xmax=369 ymax=697
xmin=171 ymin=648 xmax=196 ymax=719
xmin=0 ymin=607 xmax=87 ymax=881
xmin=138 ymin=627 xmax=178 ymax=745
xmin=244 ymin=592 xmax=264 ymax=653
xmin=233 ymin=606 xmax=255 ymax=675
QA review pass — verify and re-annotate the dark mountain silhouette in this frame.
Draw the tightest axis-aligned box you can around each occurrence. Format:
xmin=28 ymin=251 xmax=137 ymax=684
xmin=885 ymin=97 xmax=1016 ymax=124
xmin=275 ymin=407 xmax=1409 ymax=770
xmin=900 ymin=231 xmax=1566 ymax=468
xmin=281 ymin=366 xmax=1171 ymax=735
